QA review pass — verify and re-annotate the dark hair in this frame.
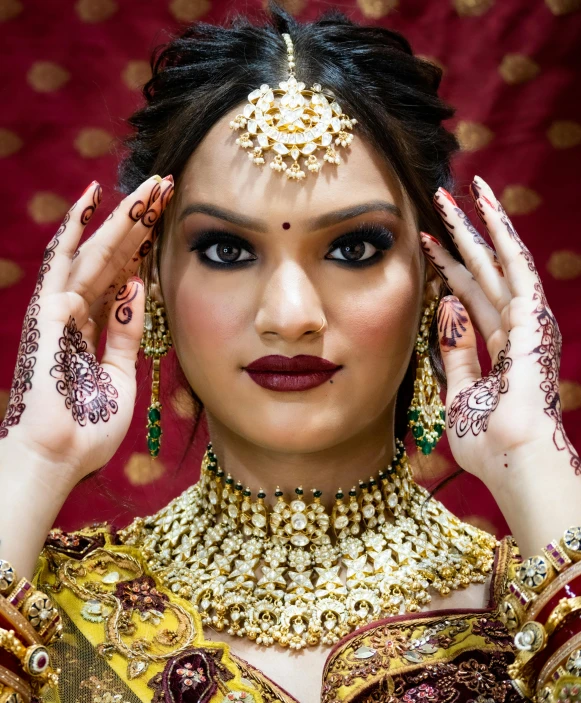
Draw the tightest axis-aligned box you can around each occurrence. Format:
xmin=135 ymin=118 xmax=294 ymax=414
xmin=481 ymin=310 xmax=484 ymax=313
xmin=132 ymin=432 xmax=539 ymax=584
xmin=118 ymin=2 xmax=463 ymax=455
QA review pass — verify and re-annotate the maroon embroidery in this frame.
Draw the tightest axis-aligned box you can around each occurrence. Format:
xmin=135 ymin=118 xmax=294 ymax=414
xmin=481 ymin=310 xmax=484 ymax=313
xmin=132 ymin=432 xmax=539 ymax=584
xmin=148 ymin=648 xmax=235 ymax=703
xmin=45 ymin=528 xmax=105 ymax=559
xmin=115 ymin=575 xmax=168 ymax=613
xmin=472 ymin=618 xmax=512 ymax=647
xmin=402 ymin=683 xmax=440 ymax=703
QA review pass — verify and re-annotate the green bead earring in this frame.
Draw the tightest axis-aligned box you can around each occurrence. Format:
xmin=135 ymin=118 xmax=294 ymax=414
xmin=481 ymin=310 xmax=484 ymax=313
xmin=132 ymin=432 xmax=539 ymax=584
xmin=407 ymin=299 xmax=446 ymax=455
xmin=140 ymin=296 xmax=172 ymax=458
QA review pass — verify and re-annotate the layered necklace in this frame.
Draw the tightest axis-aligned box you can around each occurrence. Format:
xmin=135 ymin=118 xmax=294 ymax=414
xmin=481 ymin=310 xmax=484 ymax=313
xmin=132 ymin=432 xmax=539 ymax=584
xmin=119 ymin=442 xmax=498 ymax=650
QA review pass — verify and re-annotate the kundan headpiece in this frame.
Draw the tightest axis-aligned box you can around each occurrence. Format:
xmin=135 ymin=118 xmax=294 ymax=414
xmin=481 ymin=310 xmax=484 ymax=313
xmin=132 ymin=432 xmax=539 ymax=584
xmin=229 ymin=33 xmax=358 ymax=181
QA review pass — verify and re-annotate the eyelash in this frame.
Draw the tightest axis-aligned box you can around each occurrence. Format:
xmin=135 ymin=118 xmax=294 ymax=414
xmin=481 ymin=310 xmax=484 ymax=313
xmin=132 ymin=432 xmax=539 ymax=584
xmin=188 ymin=223 xmax=395 ymax=270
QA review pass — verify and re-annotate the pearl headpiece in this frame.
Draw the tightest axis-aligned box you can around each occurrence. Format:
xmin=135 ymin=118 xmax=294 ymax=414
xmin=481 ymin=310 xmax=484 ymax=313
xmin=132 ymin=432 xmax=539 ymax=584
xmin=229 ymin=33 xmax=358 ymax=181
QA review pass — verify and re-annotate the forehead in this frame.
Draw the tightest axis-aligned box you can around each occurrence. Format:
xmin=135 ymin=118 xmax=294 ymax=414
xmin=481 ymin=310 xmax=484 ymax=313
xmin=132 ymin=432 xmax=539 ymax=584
xmin=178 ymin=104 xmax=407 ymax=220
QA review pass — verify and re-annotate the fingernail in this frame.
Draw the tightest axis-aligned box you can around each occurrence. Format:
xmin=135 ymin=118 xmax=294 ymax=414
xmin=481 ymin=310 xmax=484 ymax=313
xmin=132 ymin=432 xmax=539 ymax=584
xmin=128 ymin=275 xmax=144 ymax=285
xmin=152 ymin=175 xmax=163 ymax=183
xmin=162 ymin=174 xmax=174 ymax=183
xmin=81 ymin=180 xmax=99 ymax=197
xmin=420 ymin=232 xmax=441 ymax=246
xmin=473 ymin=176 xmax=497 ymax=207
xmin=436 ymin=187 xmax=458 ymax=207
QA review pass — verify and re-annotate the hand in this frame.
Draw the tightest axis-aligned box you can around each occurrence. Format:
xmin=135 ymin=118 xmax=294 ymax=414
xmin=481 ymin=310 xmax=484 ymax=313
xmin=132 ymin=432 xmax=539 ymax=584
xmin=420 ymin=176 xmax=580 ymax=493
xmin=0 ymin=175 xmax=174 ymax=486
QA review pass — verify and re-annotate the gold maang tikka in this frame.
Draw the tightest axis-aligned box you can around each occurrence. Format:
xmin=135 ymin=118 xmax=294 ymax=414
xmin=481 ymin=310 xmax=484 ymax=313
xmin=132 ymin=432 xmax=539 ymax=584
xmin=140 ymin=296 xmax=172 ymax=458
xmin=229 ymin=33 xmax=358 ymax=181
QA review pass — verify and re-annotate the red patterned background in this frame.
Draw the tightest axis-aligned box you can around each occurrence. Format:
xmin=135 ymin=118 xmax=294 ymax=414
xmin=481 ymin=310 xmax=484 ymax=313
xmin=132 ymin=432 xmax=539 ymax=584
xmin=1 ymin=0 xmax=580 ymax=536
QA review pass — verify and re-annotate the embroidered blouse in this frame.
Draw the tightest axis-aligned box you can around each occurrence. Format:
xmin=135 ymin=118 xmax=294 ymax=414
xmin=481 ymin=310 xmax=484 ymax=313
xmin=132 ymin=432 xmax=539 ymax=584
xmin=33 ymin=526 xmax=525 ymax=703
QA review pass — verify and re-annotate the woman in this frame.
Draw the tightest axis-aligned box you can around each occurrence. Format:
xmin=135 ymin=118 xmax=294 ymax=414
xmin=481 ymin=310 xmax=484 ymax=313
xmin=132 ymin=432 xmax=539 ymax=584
xmin=0 ymin=5 xmax=579 ymax=703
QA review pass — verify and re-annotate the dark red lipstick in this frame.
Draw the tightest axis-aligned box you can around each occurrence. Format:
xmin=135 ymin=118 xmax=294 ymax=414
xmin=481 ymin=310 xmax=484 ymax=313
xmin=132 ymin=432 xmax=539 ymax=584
xmin=244 ymin=355 xmax=341 ymax=392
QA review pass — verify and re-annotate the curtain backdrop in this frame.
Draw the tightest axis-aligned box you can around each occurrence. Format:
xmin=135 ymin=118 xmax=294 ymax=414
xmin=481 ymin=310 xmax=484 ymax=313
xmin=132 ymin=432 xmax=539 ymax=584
xmin=0 ymin=0 xmax=580 ymax=536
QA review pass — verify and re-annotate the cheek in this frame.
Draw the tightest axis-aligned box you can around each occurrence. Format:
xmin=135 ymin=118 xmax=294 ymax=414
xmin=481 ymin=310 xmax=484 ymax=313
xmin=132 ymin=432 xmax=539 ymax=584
xmin=172 ymin=282 xmax=247 ymax=354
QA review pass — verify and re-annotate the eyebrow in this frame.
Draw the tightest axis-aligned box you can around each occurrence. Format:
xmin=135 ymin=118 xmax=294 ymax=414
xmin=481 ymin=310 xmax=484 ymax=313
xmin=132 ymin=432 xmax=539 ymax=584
xmin=177 ymin=200 xmax=403 ymax=232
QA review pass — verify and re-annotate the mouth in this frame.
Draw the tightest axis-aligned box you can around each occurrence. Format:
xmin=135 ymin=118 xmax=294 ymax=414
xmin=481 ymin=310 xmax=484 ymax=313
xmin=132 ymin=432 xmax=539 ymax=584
xmin=243 ymin=355 xmax=342 ymax=392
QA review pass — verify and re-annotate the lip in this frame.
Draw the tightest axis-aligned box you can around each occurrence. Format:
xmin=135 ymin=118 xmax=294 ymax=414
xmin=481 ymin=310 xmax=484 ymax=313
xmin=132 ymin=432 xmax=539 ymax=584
xmin=244 ymin=355 xmax=342 ymax=392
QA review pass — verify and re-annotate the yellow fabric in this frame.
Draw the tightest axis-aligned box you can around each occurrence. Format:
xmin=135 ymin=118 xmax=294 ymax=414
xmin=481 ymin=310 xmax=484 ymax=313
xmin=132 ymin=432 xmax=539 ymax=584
xmin=34 ymin=527 xmax=263 ymax=703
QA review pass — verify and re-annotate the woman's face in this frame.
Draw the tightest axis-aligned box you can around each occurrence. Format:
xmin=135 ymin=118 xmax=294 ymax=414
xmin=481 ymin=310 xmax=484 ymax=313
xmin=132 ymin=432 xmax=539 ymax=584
xmin=159 ymin=105 xmax=426 ymax=453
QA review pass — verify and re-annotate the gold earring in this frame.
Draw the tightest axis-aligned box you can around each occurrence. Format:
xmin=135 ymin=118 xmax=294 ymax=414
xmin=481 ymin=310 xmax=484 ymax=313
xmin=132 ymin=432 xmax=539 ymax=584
xmin=407 ymin=298 xmax=445 ymax=455
xmin=140 ymin=296 xmax=172 ymax=457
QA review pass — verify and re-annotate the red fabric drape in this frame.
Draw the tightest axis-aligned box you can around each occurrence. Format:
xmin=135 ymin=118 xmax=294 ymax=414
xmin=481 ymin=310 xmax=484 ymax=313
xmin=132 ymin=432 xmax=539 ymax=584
xmin=0 ymin=0 xmax=580 ymax=535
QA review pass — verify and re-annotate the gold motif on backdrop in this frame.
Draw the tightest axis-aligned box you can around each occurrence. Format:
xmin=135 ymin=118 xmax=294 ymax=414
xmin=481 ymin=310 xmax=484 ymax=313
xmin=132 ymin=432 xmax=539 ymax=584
xmin=27 ymin=192 xmax=69 ymax=225
xmin=119 ymin=443 xmax=497 ymax=650
xmin=547 ymin=120 xmax=581 ymax=149
xmin=0 ymin=0 xmax=23 ymax=22
xmin=545 ymin=0 xmax=581 ymax=15
xmin=547 ymin=252 xmax=581 ymax=282
xmin=74 ymin=128 xmax=115 ymax=159
xmin=26 ymin=61 xmax=70 ymax=92
xmin=453 ymin=0 xmax=495 ymax=17
xmin=498 ymin=54 xmax=540 ymax=85
xmin=124 ymin=453 xmax=166 ymax=487
xmin=50 ymin=548 xmax=197 ymax=681
xmin=0 ymin=129 xmax=23 ymax=158
xmin=75 ymin=0 xmax=118 ymax=23
xmin=356 ymin=0 xmax=399 ymax=20
xmin=455 ymin=121 xmax=495 ymax=152
xmin=560 ymin=380 xmax=581 ymax=412
xmin=499 ymin=186 xmax=542 ymax=216
xmin=168 ymin=0 xmax=211 ymax=23
xmin=0 ymin=259 xmax=24 ymax=289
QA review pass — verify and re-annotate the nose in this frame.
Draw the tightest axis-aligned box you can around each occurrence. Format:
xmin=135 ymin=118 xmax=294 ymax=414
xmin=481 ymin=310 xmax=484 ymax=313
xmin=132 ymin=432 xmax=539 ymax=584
xmin=254 ymin=260 xmax=325 ymax=342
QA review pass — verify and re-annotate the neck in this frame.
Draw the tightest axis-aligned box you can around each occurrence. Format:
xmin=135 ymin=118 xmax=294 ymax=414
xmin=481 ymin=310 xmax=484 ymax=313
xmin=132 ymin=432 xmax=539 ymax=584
xmin=204 ymin=408 xmax=396 ymax=510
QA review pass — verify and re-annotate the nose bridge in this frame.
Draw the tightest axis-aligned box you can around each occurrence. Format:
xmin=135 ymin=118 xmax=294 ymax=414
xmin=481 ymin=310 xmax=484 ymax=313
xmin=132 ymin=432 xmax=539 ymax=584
xmin=255 ymin=258 xmax=323 ymax=337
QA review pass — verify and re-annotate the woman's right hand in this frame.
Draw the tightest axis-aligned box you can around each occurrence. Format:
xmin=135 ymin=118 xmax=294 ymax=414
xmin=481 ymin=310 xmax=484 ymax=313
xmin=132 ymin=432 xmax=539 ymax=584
xmin=0 ymin=175 xmax=174 ymax=486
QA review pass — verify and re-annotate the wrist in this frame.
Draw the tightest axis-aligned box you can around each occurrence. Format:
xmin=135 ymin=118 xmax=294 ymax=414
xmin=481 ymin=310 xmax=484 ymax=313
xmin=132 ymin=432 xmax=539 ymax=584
xmin=482 ymin=440 xmax=581 ymax=557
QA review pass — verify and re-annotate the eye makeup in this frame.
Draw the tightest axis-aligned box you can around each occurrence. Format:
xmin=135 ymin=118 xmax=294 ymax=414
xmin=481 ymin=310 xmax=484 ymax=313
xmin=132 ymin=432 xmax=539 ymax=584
xmin=187 ymin=221 xmax=396 ymax=269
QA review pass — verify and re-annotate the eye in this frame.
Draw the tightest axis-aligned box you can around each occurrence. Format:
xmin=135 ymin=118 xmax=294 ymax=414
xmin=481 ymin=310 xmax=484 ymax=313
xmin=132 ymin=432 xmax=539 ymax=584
xmin=325 ymin=223 xmax=395 ymax=267
xmin=327 ymin=240 xmax=379 ymax=262
xmin=188 ymin=230 xmax=257 ymax=268
xmin=203 ymin=242 xmax=255 ymax=264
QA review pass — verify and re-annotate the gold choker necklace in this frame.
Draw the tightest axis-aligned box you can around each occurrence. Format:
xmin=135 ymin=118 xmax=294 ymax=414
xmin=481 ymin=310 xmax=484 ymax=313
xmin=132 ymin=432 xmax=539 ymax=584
xmin=120 ymin=442 xmax=498 ymax=650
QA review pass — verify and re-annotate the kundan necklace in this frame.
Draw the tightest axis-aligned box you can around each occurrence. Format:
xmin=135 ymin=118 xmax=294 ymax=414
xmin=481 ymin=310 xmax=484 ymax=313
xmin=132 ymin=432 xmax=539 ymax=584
xmin=119 ymin=441 xmax=498 ymax=650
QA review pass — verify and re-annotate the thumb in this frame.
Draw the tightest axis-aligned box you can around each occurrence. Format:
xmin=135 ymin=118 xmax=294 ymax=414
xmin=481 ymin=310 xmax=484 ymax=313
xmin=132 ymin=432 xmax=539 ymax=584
xmin=101 ymin=276 xmax=145 ymax=380
xmin=437 ymin=295 xmax=481 ymax=399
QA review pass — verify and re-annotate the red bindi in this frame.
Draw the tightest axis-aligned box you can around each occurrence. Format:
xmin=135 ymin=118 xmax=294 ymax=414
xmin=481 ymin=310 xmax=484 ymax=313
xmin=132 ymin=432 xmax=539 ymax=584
xmin=282 ymin=222 xmax=291 ymax=230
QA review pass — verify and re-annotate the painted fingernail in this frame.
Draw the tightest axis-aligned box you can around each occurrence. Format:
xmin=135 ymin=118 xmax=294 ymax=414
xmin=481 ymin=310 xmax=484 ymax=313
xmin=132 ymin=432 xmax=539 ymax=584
xmin=473 ymin=176 xmax=497 ymax=207
xmin=162 ymin=174 xmax=174 ymax=183
xmin=420 ymin=232 xmax=441 ymax=246
xmin=152 ymin=175 xmax=163 ymax=183
xmin=436 ymin=187 xmax=458 ymax=207
xmin=128 ymin=275 xmax=144 ymax=285
xmin=81 ymin=180 xmax=99 ymax=197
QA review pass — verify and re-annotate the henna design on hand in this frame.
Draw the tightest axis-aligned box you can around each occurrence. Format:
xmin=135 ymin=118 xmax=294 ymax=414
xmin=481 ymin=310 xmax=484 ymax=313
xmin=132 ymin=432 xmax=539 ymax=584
xmin=131 ymin=183 xmax=161 ymax=225
xmin=437 ymin=297 xmax=468 ymax=349
xmin=114 ymin=280 xmax=139 ymax=325
xmin=435 ymin=190 xmax=489 ymax=247
xmin=0 ymin=198 xmax=87 ymax=438
xmin=532 ymin=283 xmax=580 ymax=475
xmin=49 ymin=316 xmax=119 ymax=425
xmin=420 ymin=237 xmax=451 ymax=290
xmin=448 ymin=341 xmax=512 ymax=438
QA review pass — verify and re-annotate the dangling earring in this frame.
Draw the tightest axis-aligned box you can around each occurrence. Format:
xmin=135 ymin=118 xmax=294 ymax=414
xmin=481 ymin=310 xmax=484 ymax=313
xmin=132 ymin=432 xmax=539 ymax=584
xmin=407 ymin=298 xmax=446 ymax=455
xmin=140 ymin=296 xmax=172 ymax=457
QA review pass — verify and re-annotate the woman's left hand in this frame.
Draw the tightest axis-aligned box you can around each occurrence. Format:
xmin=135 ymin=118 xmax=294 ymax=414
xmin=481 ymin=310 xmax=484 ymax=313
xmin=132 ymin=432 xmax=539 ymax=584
xmin=420 ymin=176 xmax=580 ymax=499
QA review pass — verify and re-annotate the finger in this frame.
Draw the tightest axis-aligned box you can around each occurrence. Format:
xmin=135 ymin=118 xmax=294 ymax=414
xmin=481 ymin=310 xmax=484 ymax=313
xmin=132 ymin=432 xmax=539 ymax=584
xmin=38 ymin=181 xmax=103 ymax=297
xmin=420 ymin=234 xmax=507 ymax=362
xmin=83 ymin=223 xmax=160 ymax=351
xmin=470 ymin=176 xmax=540 ymax=298
xmin=68 ymin=176 xmax=172 ymax=304
xmin=437 ymin=295 xmax=482 ymax=401
xmin=433 ymin=187 xmax=512 ymax=313
xmin=100 ymin=276 xmax=145 ymax=383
